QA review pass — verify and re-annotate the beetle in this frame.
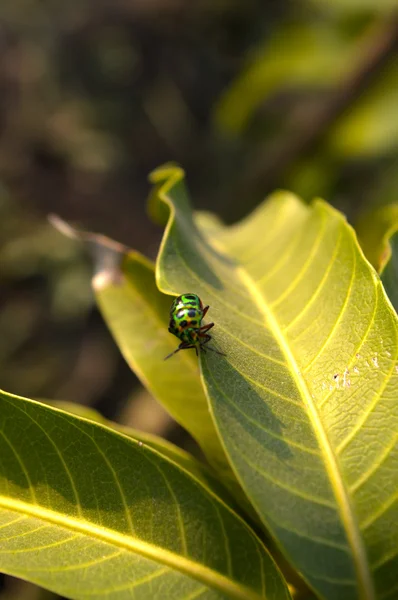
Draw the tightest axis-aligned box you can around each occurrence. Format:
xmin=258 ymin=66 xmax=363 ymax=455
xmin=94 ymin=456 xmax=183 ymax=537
xmin=164 ymin=293 xmax=225 ymax=360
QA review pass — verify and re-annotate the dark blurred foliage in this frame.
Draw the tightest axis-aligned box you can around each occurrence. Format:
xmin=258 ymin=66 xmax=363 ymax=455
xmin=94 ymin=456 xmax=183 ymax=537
xmin=0 ymin=0 xmax=397 ymax=597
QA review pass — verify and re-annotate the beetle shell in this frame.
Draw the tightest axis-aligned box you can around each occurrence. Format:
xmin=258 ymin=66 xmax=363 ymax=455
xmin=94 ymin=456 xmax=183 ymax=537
xmin=165 ymin=292 xmax=225 ymax=360
xmin=168 ymin=293 xmax=204 ymax=345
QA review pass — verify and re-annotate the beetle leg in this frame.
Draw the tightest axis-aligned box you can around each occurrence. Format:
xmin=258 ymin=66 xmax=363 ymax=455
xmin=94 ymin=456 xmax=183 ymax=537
xmin=199 ymin=322 xmax=214 ymax=334
xmin=202 ymin=305 xmax=209 ymax=318
xmin=164 ymin=341 xmax=193 ymax=360
xmin=200 ymin=334 xmax=226 ymax=356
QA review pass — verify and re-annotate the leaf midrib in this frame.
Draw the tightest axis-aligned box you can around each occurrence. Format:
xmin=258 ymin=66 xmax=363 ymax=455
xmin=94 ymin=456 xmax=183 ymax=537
xmin=209 ymin=239 xmax=375 ymax=600
xmin=0 ymin=496 xmax=264 ymax=600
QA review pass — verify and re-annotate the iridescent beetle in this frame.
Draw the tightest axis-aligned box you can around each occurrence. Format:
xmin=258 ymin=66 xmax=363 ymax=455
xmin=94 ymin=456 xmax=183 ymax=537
xmin=164 ymin=293 xmax=225 ymax=360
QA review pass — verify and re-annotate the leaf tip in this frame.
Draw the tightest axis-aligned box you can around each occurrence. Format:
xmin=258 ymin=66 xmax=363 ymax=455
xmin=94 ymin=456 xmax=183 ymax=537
xmin=149 ymin=162 xmax=185 ymax=185
xmin=147 ymin=163 xmax=187 ymax=226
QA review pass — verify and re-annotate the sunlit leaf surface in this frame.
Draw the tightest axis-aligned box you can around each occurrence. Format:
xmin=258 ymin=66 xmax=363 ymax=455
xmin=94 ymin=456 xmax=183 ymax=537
xmin=150 ymin=165 xmax=398 ymax=600
xmin=0 ymin=390 xmax=290 ymax=600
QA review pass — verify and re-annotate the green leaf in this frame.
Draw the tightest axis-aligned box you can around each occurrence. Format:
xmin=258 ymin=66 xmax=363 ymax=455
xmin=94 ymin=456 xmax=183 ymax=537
xmin=48 ymin=216 xmax=235 ymax=486
xmin=94 ymin=247 xmax=243 ymax=491
xmin=356 ymin=204 xmax=398 ymax=273
xmin=150 ymin=165 xmax=398 ymax=600
xmin=214 ymin=23 xmax=360 ymax=135
xmin=327 ymin=61 xmax=398 ymax=158
xmin=356 ymin=204 xmax=398 ymax=311
xmin=47 ymin=399 xmax=240 ymax=511
xmin=381 ymin=231 xmax=398 ymax=313
xmin=0 ymin=390 xmax=291 ymax=600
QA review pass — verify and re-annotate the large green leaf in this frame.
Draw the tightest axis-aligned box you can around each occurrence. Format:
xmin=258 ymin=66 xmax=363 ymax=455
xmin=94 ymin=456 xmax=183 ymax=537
xmin=150 ymin=165 xmax=398 ymax=600
xmin=0 ymin=390 xmax=290 ymax=600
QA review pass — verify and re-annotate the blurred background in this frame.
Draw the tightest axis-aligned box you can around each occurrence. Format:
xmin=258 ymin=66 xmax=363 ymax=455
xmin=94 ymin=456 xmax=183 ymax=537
xmin=0 ymin=1 xmax=397 ymax=597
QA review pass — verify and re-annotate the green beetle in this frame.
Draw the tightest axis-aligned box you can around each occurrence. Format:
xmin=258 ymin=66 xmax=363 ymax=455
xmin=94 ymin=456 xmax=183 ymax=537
xmin=164 ymin=293 xmax=225 ymax=360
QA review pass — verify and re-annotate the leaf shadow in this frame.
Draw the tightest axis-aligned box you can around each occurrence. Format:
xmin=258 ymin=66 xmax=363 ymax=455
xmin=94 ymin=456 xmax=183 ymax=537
xmin=204 ymin=356 xmax=294 ymax=462
xmin=172 ymin=211 xmax=237 ymax=291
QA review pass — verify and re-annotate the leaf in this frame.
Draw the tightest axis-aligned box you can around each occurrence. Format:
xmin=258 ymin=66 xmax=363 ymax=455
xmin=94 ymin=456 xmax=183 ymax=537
xmin=94 ymin=251 xmax=233 ymax=471
xmin=48 ymin=216 xmax=235 ymax=485
xmin=380 ymin=231 xmax=398 ymax=313
xmin=356 ymin=204 xmax=398 ymax=273
xmin=327 ymin=60 xmax=398 ymax=158
xmin=150 ymin=165 xmax=398 ymax=600
xmin=0 ymin=390 xmax=291 ymax=600
xmin=47 ymin=399 xmax=240 ymax=511
xmin=214 ymin=23 xmax=361 ymax=135
xmin=356 ymin=204 xmax=398 ymax=311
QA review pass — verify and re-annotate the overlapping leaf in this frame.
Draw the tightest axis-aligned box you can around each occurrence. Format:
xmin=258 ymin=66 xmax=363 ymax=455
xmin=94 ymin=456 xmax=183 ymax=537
xmin=356 ymin=204 xmax=398 ymax=312
xmin=328 ymin=60 xmax=398 ymax=158
xmin=49 ymin=400 xmax=239 ymax=510
xmin=48 ymin=216 xmax=236 ymax=488
xmin=0 ymin=390 xmax=290 ymax=600
xmin=381 ymin=232 xmax=398 ymax=312
xmin=150 ymin=165 xmax=398 ymax=600
xmin=215 ymin=23 xmax=361 ymax=135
